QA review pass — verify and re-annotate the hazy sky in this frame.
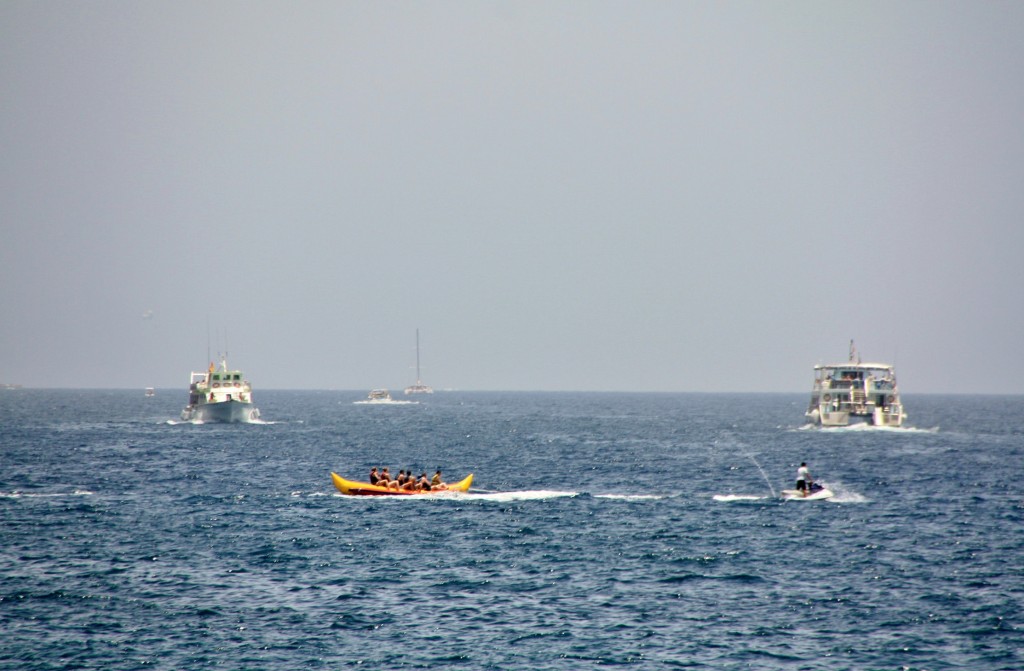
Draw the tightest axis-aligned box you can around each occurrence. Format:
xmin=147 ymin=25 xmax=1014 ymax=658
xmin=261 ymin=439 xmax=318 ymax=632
xmin=2 ymin=1 xmax=1022 ymax=393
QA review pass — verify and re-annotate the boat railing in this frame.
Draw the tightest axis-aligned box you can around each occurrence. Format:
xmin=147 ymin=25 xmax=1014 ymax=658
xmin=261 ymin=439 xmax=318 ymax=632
xmin=822 ymin=378 xmax=857 ymax=390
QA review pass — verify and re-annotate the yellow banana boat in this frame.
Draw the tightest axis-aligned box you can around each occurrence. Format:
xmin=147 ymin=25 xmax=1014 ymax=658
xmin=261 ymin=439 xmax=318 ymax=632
xmin=331 ymin=472 xmax=473 ymax=496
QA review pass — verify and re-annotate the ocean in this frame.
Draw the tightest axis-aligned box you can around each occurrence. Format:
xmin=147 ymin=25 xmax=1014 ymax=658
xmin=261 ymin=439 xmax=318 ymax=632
xmin=1 ymin=390 xmax=1021 ymax=670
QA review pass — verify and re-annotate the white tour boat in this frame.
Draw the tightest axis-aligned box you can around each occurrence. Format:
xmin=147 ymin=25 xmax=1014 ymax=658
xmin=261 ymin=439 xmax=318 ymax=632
xmin=181 ymin=357 xmax=260 ymax=423
xmin=805 ymin=341 xmax=906 ymax=427
xmin=354 ymin=389 xmax=418 ymax=405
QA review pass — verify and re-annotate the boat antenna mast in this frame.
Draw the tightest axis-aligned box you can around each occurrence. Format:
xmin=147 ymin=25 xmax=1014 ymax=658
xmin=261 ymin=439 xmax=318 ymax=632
xmin=849 ymin=339 xmax=861 ymax=364
xmin=221 ymin=328 xmax=229 ymax=371
xmin=414 ymin=328 xmax=422 ymax=384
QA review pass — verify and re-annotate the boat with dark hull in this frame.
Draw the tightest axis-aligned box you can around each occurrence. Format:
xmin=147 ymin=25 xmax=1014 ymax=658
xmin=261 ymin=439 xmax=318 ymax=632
xmin=181 ymin=357 xmax=260 ymax=423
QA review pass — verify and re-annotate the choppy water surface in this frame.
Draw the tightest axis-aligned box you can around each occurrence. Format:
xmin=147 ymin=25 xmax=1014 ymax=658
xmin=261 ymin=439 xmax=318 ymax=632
xmin=2 ymin=390 xmax=1022 ymax=669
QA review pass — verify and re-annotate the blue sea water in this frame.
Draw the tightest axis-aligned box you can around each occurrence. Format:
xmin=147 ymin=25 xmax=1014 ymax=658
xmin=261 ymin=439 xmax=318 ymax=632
xmin=1 ymin=390 xmax=1022 ymax=670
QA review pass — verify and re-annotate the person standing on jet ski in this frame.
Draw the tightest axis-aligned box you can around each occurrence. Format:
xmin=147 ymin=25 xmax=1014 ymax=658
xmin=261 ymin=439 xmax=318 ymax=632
xmin=796 ymin=462 xmax=813 ymax=496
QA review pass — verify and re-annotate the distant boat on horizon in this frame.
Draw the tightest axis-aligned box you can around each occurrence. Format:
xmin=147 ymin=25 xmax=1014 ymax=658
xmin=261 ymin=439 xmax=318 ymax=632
xmin=805 ymin=340 xmax=906 ymax=427
xmin=354 ymin=389 xmax=418 ymax=405
xmin=404 ymin=329 xmax=434 ymax=395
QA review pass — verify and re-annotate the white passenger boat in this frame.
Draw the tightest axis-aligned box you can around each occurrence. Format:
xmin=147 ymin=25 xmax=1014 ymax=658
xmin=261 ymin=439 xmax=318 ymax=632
xmin=353 ymin=389 xmax=408 ymax=404
xmin=806 ymin=341 xmax=906 ymax=427
xmin=181 ymin=357 xmax=260 ymax=423
xmin=354 ymin=389 xmax=418 ymax=405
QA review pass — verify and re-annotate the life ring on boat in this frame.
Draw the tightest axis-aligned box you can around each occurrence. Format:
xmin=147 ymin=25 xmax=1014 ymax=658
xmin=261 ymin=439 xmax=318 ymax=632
xmin=886 ymin=395 xmax=894 ymax=404
xmin=823 ymin=393 xmax=831 ymax=402
xmin=212 ymin=382 xmax=221 ymax=388
xmin=233 ymin=382 xmax=240 ymax=388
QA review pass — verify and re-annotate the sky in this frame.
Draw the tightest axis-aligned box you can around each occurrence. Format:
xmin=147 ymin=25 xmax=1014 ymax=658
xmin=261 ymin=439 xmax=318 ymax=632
xmin=2 ymin=1 xmax=1023 ymax=393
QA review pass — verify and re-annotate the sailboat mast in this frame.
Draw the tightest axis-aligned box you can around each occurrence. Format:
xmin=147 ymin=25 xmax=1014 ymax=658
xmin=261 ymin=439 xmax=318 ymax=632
xmin=403 ymin=328 xmax=433 ymax=394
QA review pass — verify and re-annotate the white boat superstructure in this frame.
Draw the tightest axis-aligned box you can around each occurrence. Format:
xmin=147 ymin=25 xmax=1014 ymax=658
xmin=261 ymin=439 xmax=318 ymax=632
xmin=404 ymin=329 xmax=434 ymax=395
xmin=806 ymin=341 xmax=906 ymax=427
xmin=181 ymin=357 xmax=260 ymax=423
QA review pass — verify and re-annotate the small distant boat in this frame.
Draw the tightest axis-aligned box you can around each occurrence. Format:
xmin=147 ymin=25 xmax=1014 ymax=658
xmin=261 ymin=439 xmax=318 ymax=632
xmin=181 ymin=356 xmax=260 ymax=423
xmin=331 ymin=472 xmax=473 ymax=496
xmin=353 ymin=389 xmax=418 ymax=405
xmin=404 ymin=329 xmax=434 ymax=395
xmin=145 ymin=387 xmax=155 ymax=397
xmin=805 ymin=340 xmax=906 ymax=427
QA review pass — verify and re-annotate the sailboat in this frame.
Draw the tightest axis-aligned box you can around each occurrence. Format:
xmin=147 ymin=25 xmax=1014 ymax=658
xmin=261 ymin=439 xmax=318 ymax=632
xmin=404 ymin=329 xmax=434 ymax=395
